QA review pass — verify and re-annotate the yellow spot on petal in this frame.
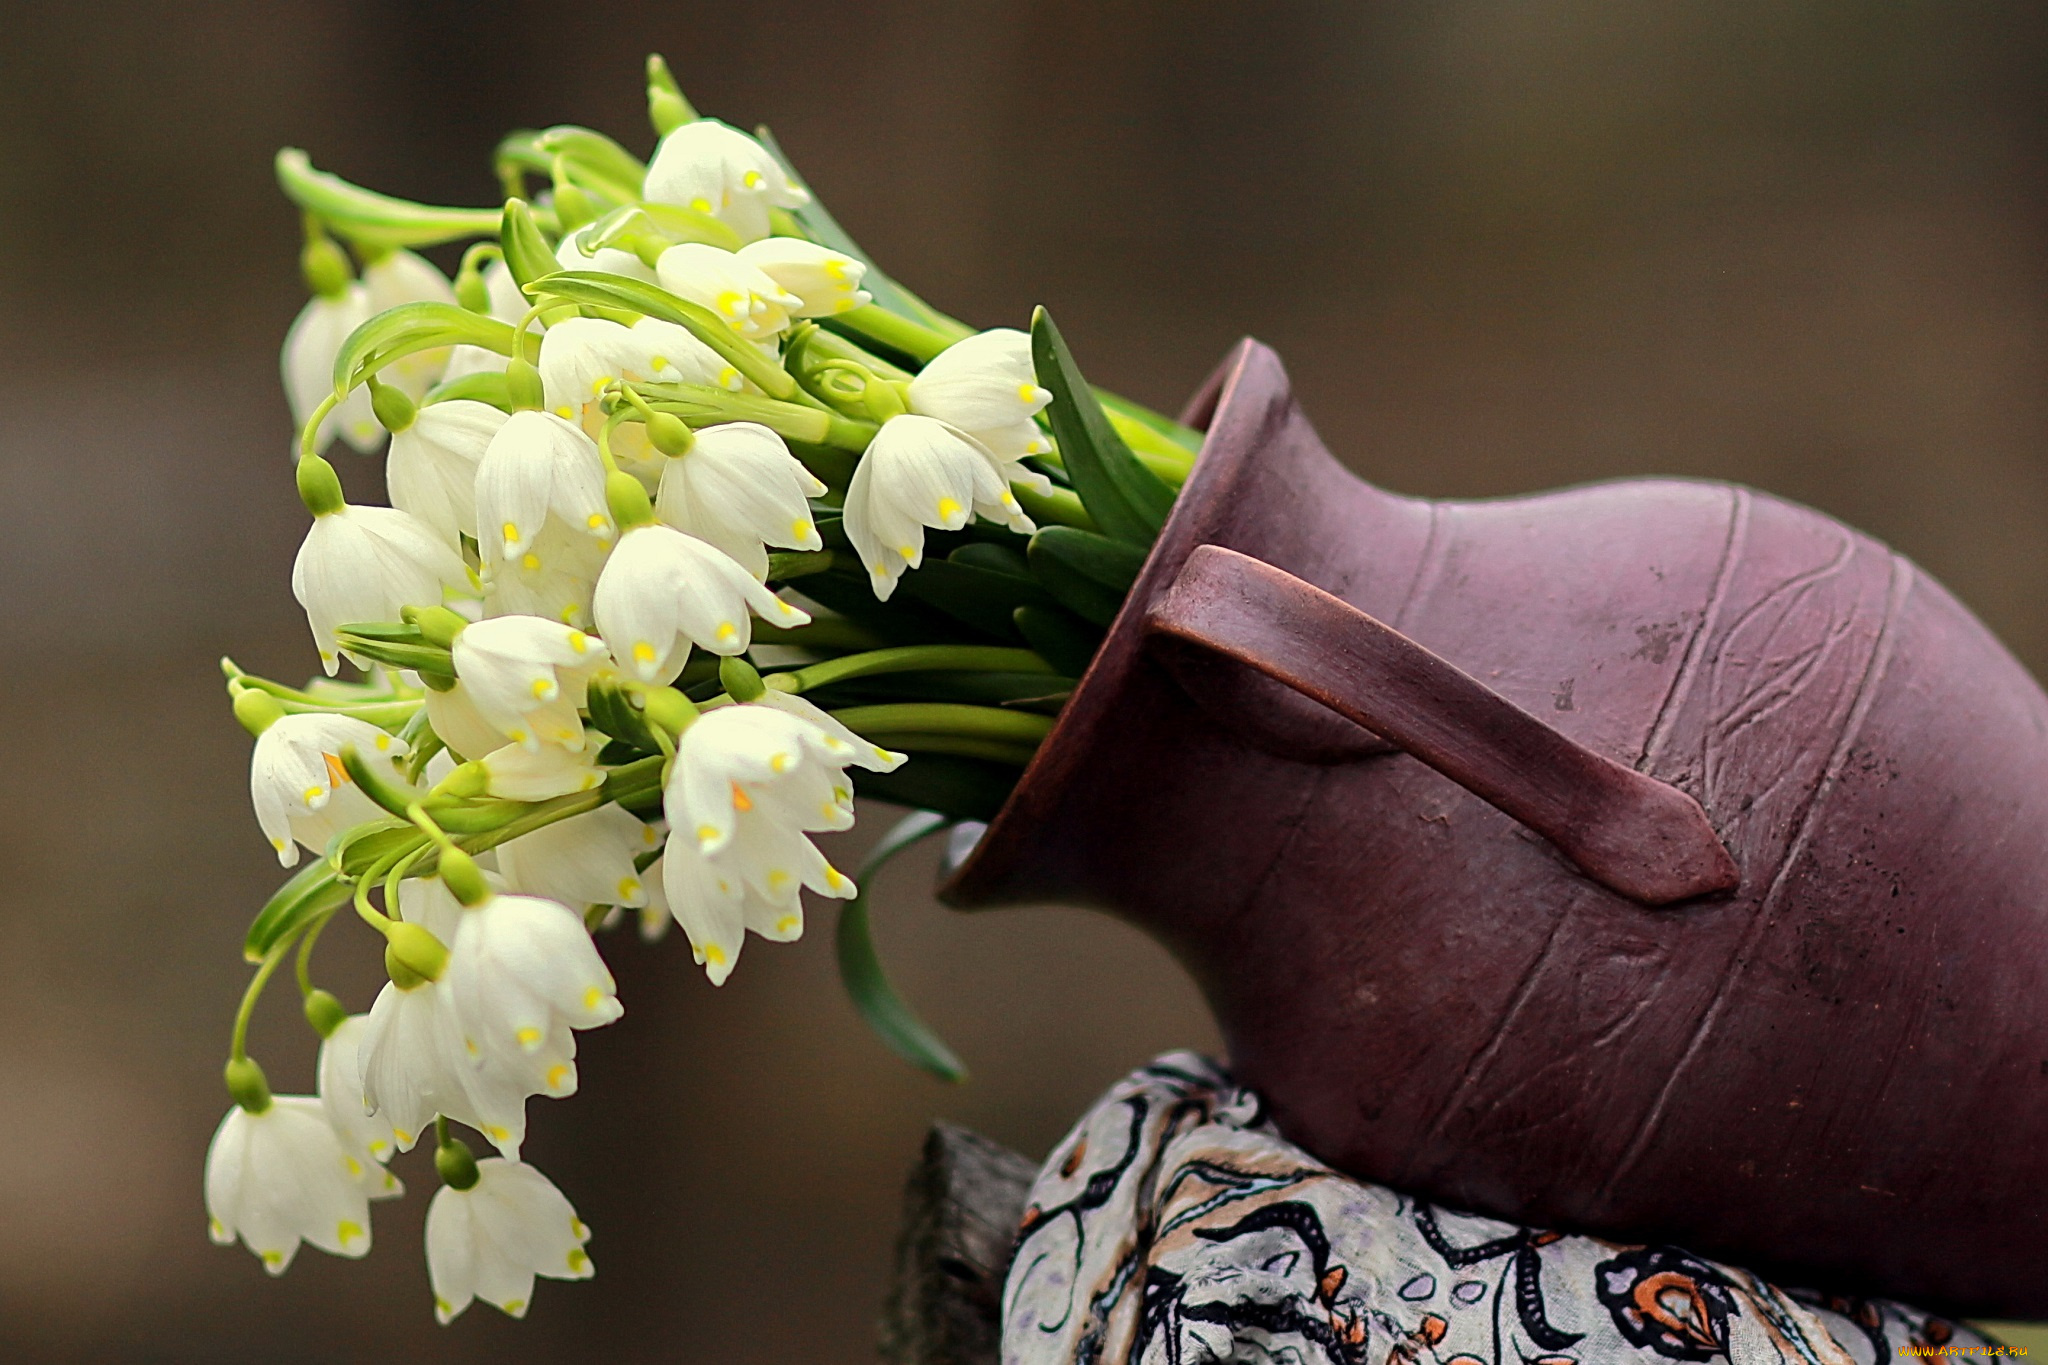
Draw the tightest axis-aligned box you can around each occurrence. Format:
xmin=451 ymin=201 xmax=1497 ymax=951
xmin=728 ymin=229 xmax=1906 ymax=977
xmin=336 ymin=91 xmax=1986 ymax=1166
xmin=704 ymin=943 xmax=728 ymax=966
xmin=618 ymin=876 xmax=641 ymax=899
xmin=338 ymin=1220 xmax=364 ymax=1245
xmin=716 ymin=621 xmax=738 ymax=642
xmin=769 ymin=752 xmax=790 ymax=773
xmin=825 ymin=867 xmax=849 ymax=890
xmin=767 ymin=869 xmax=791 ymax=889
xmin=897 ymin=544 xmax=916 ymax=558
xmin=730 ymin=782 xmax=753 ymax=813
xmin=633 ymin=641 xmax=657 ymax=665
xmin=650 ymin=354 xmax=668 ymax=370
xmin=502 ymin=521 xmax=520 ymax=545
xmin=375 ymin=734 xmax=392 ymax=751
xmin=262 ymin=1250 xmax=283 ymax=1268
xmin=1017 ymin=382 xmax=1038 ymax=403
xmin=936 ymin=497 xmax=963 ymax=520
xmin=530 ymin=677 xmax=553 ymax=699
xmin=567 ymin=630 xmax=589 ymax=653
xmin=345 ymin=1156 xmax=363 ymax=1177
xmin=508 ymin=729 xmax=529 ymax=744
xmin=586 ymin=512 xmax=608 ymax=532
xmin=501 ymin=1299 xmax=526 ymax=1314
xmin=696 ymin=823 xmax=719 ymax=842
xmin=484 ymin=1125 xmax=509 ymax=1142
xmin=521 ymin=551 xmax=542 ymax=571
xmin=776 ymin=914 xmax=799 ymax=934
xmin=554 ymin=405 xmax=575 ymax=419
xmin=568 ymin=1248 xmax=590 ymax=1272
xmin=571 ymin=1217 xmax=588 ymax=1238
xmin=270 ymin=837 xmax=287 ymax=851
xmin=583 ymin=985 xmax=603 ymax=1009
xmin=394 ymin=1127 xmax=415 ymax=1146
xmin=302 ymin=784 xmax=326 ymax=803
xmin=515 ymin=1026 xmax=542 ymax=1048
xmin=547 ymin=1064 xmax=570 ymax=1091
xmin=820 ymin=802 xmax=838 ymax=819
xmin=743 ymin=170 xmax=765 ymax=189
xmin=791 ymin=517 xmax=813 ymax=539
xmin=689 ymin=196 xmax=712 ymax=213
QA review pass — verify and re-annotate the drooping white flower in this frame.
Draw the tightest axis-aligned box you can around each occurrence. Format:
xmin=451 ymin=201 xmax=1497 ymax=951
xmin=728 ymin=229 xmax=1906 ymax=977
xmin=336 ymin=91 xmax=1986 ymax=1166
xmin=636 ymin=852 xmax=673 ymax=942
xmin=387 ymin=399 xmax=508 ymax=548
xmin=643 ymin=118 xmax=809 ymax=244
xmin=316 ymin=1013 xmax=408 ymax=1188
xmin=654 ymin=242 xmax=802 ymax=341
xmin=660 ymin=700 xmax=904 ymax=982
xmin=592 ymin=524 xmax=809 ymax=685
xmin=654 ymin=421 xmax=826 ymax=579
xmin=497 ymin=803 xmax=658 ymax=910
xmin=425 ymin=683 xmax=512 ymax=762
xmin=292 ymin=502 xmax=471 ymax=673
xmin=449 ymin=615 xmax=606 ymax=752
xmin=283 ymin=285 xmax=380 ymax=454
xmin=480 ymin=517 xmax=609 ymax=629
xmin=470 ymin=741 xmax=606 ymax=801
xmin=425 ymin=1159 xmax=593 ymax=1324
xmin=362 ymin=248 xmax=459 ymax=399
xmin=249 ymin=713 xmax=409 ymax=866
xmin=907 ymin=327 xmax=1055 ymax=491
xmin=734 ymin=237 xmax=869 ymax=319
xmin=840 ymin=415 xmax=1016 ymax=600
xmin=205 ymin=1097 xmax=375 ymax=1274
xmin=360 ymin=967 xmax=537 ymax=1160
xmin=445 ymin=890 xmax=624 ymax=1069
xmin=473 ymin=409 xmax=614 ymax=563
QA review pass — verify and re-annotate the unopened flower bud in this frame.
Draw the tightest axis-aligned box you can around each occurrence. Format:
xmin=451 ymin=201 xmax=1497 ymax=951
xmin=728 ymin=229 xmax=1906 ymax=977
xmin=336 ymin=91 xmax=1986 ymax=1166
xmin=719 ymin=655 xmax=766 ymax=702
xmin=301 ymin=234 xmax=353 ymax=299
xmin=864 ymin=378 xmax=909 ymax=423
xmin=607 ymin=469 xmax=654 ymax=530
xmin=224 ymin=1056 xmax=273 ymax=1113
xmin=646 ymin=411 xmax=694 ymax=457
xmin=437 ymin=847 xmax=491 ymax=907
xmin=404 ymin=604 xmax=469 ymax=649
xmin=232 ymin=685 xmax=287 ymax=737
xmin=295 ymin=452 xmax=346 ymax=517
xmin=384 ymin=920 xmax=451 ymax=989
xmin=455 ymin=259 xmax=492 ymax=313
xmin=499 ymin=198 xmax=557 ymax=292
xmin=551 ymin=156 xmax=596 ymax=232
xmin=641 ymin=685 xmax=698 ymax=737
xmin=505 ymin=355 xmax=545 ymax=412
xmin=302 ymin=988 xmax=348 ymax=1039
xmin=435 ymin=1133 xmax=481 ymax=1191
xmin=367 ymin=376 xmax=417 ymax=434
xmin=646 ymin=54 xmax=696 ymax=136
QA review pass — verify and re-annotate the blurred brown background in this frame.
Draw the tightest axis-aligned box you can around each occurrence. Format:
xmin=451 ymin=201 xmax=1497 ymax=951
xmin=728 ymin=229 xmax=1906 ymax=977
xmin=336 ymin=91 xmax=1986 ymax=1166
xmin=1 ymin=1 xmax=2045 ymax=1359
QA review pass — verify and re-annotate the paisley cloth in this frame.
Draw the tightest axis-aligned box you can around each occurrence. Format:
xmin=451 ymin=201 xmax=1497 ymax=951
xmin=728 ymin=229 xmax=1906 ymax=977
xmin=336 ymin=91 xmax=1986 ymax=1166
xmin=1002 ymin=1053 xmax=1992 ymax=1365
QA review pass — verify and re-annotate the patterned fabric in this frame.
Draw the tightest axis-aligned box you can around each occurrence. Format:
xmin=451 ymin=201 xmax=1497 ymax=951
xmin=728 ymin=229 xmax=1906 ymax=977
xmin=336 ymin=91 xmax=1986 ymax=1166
xmin=1002 ymin=1054 xmax=1989 ymax=1365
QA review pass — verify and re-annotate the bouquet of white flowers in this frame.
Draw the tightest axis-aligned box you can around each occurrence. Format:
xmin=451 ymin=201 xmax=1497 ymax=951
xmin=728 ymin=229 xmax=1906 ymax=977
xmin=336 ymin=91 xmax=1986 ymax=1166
xmin=204 ymin=55 xmax=1200 ymax=1323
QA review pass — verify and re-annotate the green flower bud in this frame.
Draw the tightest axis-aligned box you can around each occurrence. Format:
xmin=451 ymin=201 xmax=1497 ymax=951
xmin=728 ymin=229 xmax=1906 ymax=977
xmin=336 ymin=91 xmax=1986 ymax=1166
xmin=646 ymin=54 xmax=696 ymax=136
xmin=455 ymin=261 xmax=491 ymax=313
xmin=864 ymin=378 xmax=910 ymax=423
xmin=295 ymin=453 xmax=346 ymax=517
xmin=642 ymin=685 xmax=699 ymax=737
xmin=437 ymin=848 xmax=491 ymax=908
xmin=607 ymin=469 xmax=654 ymax=530
xmin=403 ymin=604 xmax=469 ymax=649
xmin=303 ymin=988 xmax=349 ymax=1039
xmin=435 ymin=1133 xmax=481 ymax=1191
xmin=301 ymin=234 xmax=353 ymax=300
xmin=384 ymin=921 xmax=451 ymax=989
xmin=551 ymin=156 xmax=596 ymax=232
xmin=232 ymin=685 xmax=286 ymax=736
xmin=499 ymin=198 xmax=558 ymax=292
xmin=430 ymin=760 xmax=490 ymax=799
xmin=225 ymin=1056 xmax=273 ymax=1114
xmin=505 ymin=355 xmax=545 ymax=412
xmin=646 ymin=411 xmax=695 ymax=457
xmin=367 ymin=376 xmax=417 ymax=434
xmin=719 ymin=656 xmax=766 ymax=702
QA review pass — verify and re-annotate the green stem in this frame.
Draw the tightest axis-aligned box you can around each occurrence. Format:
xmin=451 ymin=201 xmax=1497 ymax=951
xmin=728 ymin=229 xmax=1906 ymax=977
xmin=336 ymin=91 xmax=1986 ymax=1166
xmin=293 ymin=908 xmax=337 ymax=997
xmin=230 ymin=933 xmax=300 ymax=1063
xmin=1014 ymin=482 xmax=1095 ymax=531
xmin=830 ymin=306 xmax=956 ymax=365
xmin=775 ymin=645 xmax=1051 ymax=694
xmin=827 ymin=703 xmax=1055 ymax=745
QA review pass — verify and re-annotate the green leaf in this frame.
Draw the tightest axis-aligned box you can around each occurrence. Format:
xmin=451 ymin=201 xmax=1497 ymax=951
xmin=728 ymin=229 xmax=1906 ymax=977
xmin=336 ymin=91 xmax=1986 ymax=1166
xmin=895 ymin=558 xmax=1054 ymax=642
xmin=276 ymin=148 xmax=523 ymax=249
xmin=1026 ymin=533 xmax=1125 ymax=626
xmin=334 ymin=823 xmax=425 ymax=878
xmin=333 ymin=626 xmax=455 ymax=679
xmin=424 ymin=369 xmax=514 ymax=412
xmin=533 ymin=125 xmax=647 ymax=206
xmin=499 ymin=199 xmax=559 ymax=293
xmin=524 ymin=270 xmax=796 ymax=398
xmin=244 ymin=861 xmax=353 ymax=961
xmin=331 ymin=302 xmax=527 ymax=395
xmin=1028 ymin=525 xmax=1147 ymax=593
xmin=837 ymin=810 xmax=968 ymax=1082
xmin=849 ymin=754 xmax=1017 ymax=821
xmin=1013 ymin=605 xmax=1105 ymax=679
xmin=785 ymin=570 xmax=965 ymax=647
xmin=1030 ymin=307 xmax=1176 ymax=546
xmin=947 ymin=542 xmax=1031 ymax=578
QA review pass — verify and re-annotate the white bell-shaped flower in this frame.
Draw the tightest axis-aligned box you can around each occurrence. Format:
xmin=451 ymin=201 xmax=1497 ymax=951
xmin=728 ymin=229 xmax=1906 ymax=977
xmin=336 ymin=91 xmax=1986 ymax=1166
xmin=659 ymin=833 xmax=810 ymax=985
xmin=425 ymin=1159 xmax=593 ymax=1324
xmin=360 ymin=970 xmax=539 ymax=1159
xmin=316 ymin=1013 xmax=408 ymax=1188
xmin=450 ymin=615 xmax=606 ymax=752
xmin=496 ymin=804 xmax=658 ymax=910
xmin=643 ymin=117 xmax=809 ymax=244
xmin=480 ymin=517 xmax=608 ymax=630
xmin=908 ymin=328 xmax=1057 ymax=507
xmin=387 ymin=399 xmax=508 ymax=548
xmin=205 ymin=1097 xmax=375 ymax=1274
xmin=283 ymin=286 xmax=380 ymax=454
xmin=840 ymin=414 xmax=1015 ymax=600
xmin=445 ymin=889 xmax=625 ymax=1070
xmin=293 ymin=502 xmax=470 ymax=673
xmin=734 ymin=237 xmax=869 ymax=318
xmin=654 ymin=421 xmax=826 ymax=579
xmin=362 ymin=248 xmax=459 ymax=399
xmin=249 ymin=713 xmax=409 ymax=866
xmin=592 ymin=524 xmax=809 ymax=685
xmin=470 ymin=741 xmax=606 ymax=801
xmin=654 ymin=242 xmax=802 ymax=341
xmin=425 ymin=683 xmax=512 ymax=763
xmin=538 ymin=318 xmax=639 ymax=425
xmin=473 ymin=410 xmax=614 ymax=563
xmin=636 ymin=852 xmax=673 ymax=942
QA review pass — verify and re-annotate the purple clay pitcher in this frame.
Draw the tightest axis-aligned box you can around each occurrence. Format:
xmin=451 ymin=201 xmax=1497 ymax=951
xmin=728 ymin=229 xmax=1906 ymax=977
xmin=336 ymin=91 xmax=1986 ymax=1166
xmin=943 ymin=339 xmax=2048 ymax=1316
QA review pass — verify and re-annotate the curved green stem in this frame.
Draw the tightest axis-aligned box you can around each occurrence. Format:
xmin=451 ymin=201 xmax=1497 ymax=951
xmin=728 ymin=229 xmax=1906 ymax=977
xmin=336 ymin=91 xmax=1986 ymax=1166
xmin=774 ymin=645 xmax=1052 ymax=694
xmin=827 ymin=703 xmax=1055 ymax=745
xmin=293 ymin=908 xmax=338 ymax=997
xmin=230 ymin=932 xmax=300 ymax=1064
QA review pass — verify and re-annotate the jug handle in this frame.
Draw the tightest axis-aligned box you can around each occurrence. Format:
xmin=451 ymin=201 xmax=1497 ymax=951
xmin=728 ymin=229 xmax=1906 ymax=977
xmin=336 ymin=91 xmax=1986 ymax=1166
xmin=1145 ymin=544 xmax=1739 ymax=906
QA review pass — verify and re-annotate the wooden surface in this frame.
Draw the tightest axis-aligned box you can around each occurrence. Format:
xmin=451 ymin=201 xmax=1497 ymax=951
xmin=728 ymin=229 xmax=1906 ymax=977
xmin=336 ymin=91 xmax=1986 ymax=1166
xmin=881 ymin=1124 xmax=1035 ymax=1365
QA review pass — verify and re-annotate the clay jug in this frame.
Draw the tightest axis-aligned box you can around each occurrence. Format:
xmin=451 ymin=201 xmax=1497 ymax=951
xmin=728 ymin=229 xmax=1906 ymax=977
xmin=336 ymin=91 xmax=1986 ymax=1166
xmin=942 ymin=339 xmax=2048 ymax=1316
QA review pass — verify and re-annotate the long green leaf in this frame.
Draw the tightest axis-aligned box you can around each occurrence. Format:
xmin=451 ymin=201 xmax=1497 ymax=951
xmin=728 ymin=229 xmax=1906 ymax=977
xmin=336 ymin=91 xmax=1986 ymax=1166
xmin=837 ymin=811 xmax=967 ymax=1081
xmin=1030 ymin=308 xmax=1176 ymax=546
xmin=894 ymin=558 xmax=1053 ymax=641
xmin=849 ymin=754 xmax=1018 ymax=821
xmin=1026 ymin=533 xmax=1125 ymax=626
xmin=331 ymin=302 xmax=526 ymax=394
xmin=277 ymin=149 xmax=529 ymax=249
xmin=1029 ymin=525 xmax=1147 ymax=593
xmin=525 ymin=271 xmax=796 ymax=398
xmin=243 ymin=861 xmax=353 ymax=961
xmin=1013 ymin=605 xmax=1105 ymax=677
